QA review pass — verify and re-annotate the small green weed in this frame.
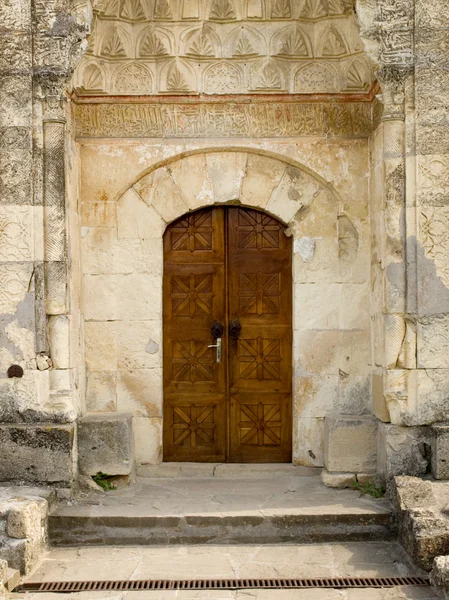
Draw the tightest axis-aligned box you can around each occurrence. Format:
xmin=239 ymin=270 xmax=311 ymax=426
xmin=92 ymin=472 xmax=116 ymax=491
xmin=352 ymin=481 xmax=385 ymax=498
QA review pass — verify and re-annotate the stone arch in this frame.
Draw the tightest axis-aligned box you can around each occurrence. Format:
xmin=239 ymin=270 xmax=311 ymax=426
xmin=114 ymin=148 xmax=342 ymax=220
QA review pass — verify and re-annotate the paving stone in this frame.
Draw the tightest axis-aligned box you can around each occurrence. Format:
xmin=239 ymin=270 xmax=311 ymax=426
xmin=12 ymin=542 xmax=435 ymax=600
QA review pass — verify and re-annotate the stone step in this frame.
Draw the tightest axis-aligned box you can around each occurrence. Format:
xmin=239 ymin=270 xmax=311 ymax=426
xmin=136 ymin=463 xmax=318 ymax=479
xmin=49 ymin=474 xmax=394 ymax=546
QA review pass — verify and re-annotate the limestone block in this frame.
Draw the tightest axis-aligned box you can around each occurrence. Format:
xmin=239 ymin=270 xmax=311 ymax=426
xmin=86 ymin=370 xmax=117 ymax=412
xmin=80 ymin=145 xmax=158 ymax=206
xmin=84 ymin=321 xmax=117 ymax=370
xmin=391 ymin=476 xmax=435 ymax=511
xmin=240 ymin=155 xmax=286 ymax=209
xmin=267 ymin=167 xmax=321 ymax=224
xmin=82 ymin=228 xmax=163 ymax=275
xmin=117 ymin=369 xmax=162 ymax=418
xmin=6 ymin=500 xmax=44 ymax=540
xmin=169 ymin=154 xmax=214 ymax=210
xmin=134 ymin=417 xmax=162 ymax=464
xmin=418 ymin=316 xmax=449 ymax=368
xmin=294 ymin=375 xmax=337 ymax=419
xmin=321 ymin=469 xmax=374 ymax=489
xmin=206 ymin=152 xmax=247 ymax=204
xmin=117 ymin=188 xmax=165 ymax=240
xmin=336 ymin=375 xmax=371 ymax=416
xmin=340 ymin=284 xmax=370 ymax=329
xmin=293 ymin=236 xmax=339 ymax=284
xmin=292 ymin=417 xmax=324 ymax=468
xmin=146 ymin=167 xmax=188 ymax=223
xmin=115 ymin=321 xmax=161 ymax=369
xmin=0 ymin=424 xmax=74 ymax=484
xmin=377 ymin=422 xmax=431 ymax=479
xmin=83 ymin=273 xmax=162 ymax=320
xmin=431 ymin=555 xmax=449 ymax=598
xmin=431 ymin=423 xmax=449 ymax=480
xmin=372 ymin=374 xmax=391 ymax=423
xmin=295 ymin=283 xmax=341 ymax=330
xmin=0 ymin=537 xmax=41 ymax=575
xmin=80 ymin=202 xmax=117 ymax=227
xmin=416 ymin=369 xmax=449 ymax=425
xmin=324 ymin=415 xmax=377 ymax=474
xmin=78 ymin=412 xmax=134 ymax=476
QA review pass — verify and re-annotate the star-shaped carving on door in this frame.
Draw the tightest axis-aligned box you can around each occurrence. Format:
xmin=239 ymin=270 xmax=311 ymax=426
xmin=237 ymin=209 xmax=281 ymax=250
xmin=172 ymin=340 xmax=215 ymax=383
xmin=170 ymin=210 xmax=213 ymax=253
xmin=237 ymin=337 xmax=282 ymax=380
xmin=238 ymin=402 xmax=282 ymax=446
xmin=171 ymin=273 xmax=214 ymax=317
xmin=172 ymin=404 xmax=216 ymax=448
xmin=238 ymin=272 xmax=281 ymax=315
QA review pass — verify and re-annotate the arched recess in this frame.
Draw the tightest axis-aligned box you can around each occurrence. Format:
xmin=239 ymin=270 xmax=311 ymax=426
xmin=82 ymin=149 xmax=366 ymax=467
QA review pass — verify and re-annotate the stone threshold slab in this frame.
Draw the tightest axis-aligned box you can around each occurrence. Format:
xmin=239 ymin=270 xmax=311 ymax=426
xmin=136 ymin=463 xmax=319 ymax=479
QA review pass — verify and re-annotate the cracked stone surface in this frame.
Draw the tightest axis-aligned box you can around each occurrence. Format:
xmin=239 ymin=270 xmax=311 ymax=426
xmin=11 ymin=541 xmax=436 ymax=599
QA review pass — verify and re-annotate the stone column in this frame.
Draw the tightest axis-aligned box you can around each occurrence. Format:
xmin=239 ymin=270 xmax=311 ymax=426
xmin=360 ymin=0 xmax=449 ymax=478
xmin=0 ymin=0 xmax=90 ymax=485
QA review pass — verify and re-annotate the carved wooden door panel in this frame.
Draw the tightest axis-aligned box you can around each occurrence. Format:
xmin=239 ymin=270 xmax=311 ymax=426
xmin=228 ymin=208 xmax=292 ymax=462
xmin=163 ymin=207 xmax=292 ymax=463
xmin=163 ymin=208 xmax=226 ymax=462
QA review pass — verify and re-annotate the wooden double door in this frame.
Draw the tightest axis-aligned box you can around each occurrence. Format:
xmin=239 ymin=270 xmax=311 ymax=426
xmin=163 ymin=206 xmax=292 ymax=463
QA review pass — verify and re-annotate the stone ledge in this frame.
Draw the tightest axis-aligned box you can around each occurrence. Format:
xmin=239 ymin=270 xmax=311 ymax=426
xmin=0 ymin=424 xmax=74 ymax=485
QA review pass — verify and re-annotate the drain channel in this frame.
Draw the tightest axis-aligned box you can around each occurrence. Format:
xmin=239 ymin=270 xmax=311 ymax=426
xmin=18 ymin=576 xmax=430 ymax=593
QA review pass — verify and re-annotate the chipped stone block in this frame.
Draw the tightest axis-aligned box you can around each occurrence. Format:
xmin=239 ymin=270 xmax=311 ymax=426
xmin=324 ymin=415 xmax=377 ymax=474
xmin=431 ymin=555 xmax=449 ymax=598
xmin=0 ymin=424 xmax=74 ymax=484
xmin=377 ymin=423 xmax=431 ymax=480
xmin=431 ymin=423 xmax=449 ymax=480
xmin=5 ymin=567 xmax=20 ymax=592
xmin=389 ymin=476 xmax=435 ymax=512
xmin=320 ymin=469 xmax=374 ymax=489
xmin=372 ymin=374 xmax=390 ymax=422
xmin=400 ymin=508 xmax=449 ymax=571
xmin=6 ymin=499 xmax=45 ymax=540
xmin=78 ymin=412 xmax=135 ymax=476
xmin=0 ymin=537 xmax=41 ymax=574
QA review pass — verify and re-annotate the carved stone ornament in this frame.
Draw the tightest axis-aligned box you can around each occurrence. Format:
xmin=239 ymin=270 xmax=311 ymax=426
xmin=74 ymin=100 xmax=374 ymax=138
xmin=71 ymin=0 xmax=376 ymax=96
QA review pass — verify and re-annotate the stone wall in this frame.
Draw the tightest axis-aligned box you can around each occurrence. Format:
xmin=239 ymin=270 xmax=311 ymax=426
xmin=0 ymin=0 xmax=89 ymax=484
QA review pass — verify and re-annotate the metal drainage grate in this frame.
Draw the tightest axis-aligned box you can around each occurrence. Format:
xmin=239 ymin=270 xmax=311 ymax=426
xmin=18 ymin=576 xmax=430 ymax=593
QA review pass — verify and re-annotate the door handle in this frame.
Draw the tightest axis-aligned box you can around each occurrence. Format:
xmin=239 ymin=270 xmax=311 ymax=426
xmin=208 ymin=337 xmax=222 ymax=363
xmin=229 ymin=319 xmax=241 ymax=341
